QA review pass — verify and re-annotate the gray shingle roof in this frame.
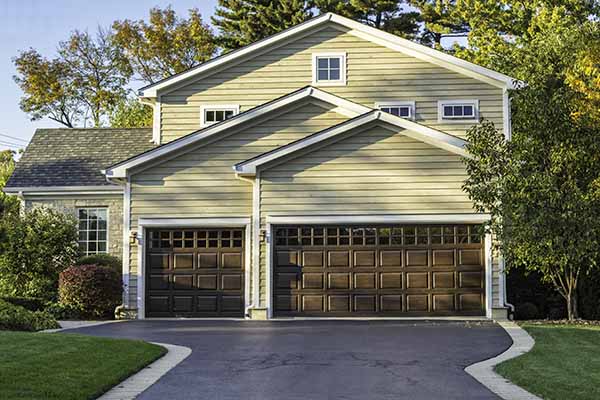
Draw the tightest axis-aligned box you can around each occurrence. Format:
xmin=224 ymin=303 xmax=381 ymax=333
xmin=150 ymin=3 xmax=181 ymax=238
xmin=5 ymin=128 xmax=155 ymax=188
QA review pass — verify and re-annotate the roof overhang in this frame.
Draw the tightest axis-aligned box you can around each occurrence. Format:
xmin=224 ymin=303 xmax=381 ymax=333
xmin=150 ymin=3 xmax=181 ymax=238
xmin=3 ymin=185 xmax=123 ymax=196
xmin=234 ymin=110 xmax=471 ymax=177
xmin=105 ymin=86 xmax=371 ymax=179
xmin=138 ymin=12 xmax=520 ymax=98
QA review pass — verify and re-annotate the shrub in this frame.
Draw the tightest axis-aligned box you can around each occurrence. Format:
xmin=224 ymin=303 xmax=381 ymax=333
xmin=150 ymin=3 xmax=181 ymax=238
xmin=0 ymin=299 xmax=59 ymax=331
xmin=44 ymin=302 xmax=82 ymax=320
xmin=76 ymin=254 xmax=122 ymax=276
xmin=0 ymin=207 xmax=79 ymax=301
xmin=515 ymin=302 xmax=540 ymax=320
xmin=0 ymin=296 xmax=46 ymax=312
xmin=59 ymin=265 xmax=122 ymax=319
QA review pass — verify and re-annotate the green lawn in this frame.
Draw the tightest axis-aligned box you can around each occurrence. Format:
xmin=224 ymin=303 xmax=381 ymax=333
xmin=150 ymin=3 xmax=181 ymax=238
xmin=0 ymin=331 xmax=166 ymax=400
xmin=496 ymin=323 xmax=600 ymax=400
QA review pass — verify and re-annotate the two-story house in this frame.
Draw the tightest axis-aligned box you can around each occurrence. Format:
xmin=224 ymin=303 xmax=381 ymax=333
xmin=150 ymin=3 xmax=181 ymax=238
xmin=5 ymin=13 xmax=516 ymax=320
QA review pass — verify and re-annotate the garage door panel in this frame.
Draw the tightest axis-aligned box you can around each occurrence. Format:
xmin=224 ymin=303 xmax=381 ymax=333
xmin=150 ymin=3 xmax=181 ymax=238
xmin=146 ymin=228 xmax=244 ymax=318
xmin=273 ymin=224 xmax=484 ymax=317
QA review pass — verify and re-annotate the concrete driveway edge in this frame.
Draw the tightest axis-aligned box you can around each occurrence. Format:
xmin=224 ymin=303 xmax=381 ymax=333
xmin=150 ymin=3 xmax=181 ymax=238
xmin=97 ymin=342 xmax=192 ymax=400
xmin=465 ymin=321 xmax=542 ymax=400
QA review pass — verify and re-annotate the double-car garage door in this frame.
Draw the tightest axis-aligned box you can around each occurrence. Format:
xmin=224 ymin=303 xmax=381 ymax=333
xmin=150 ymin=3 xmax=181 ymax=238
xmin=144 ymin=224 xmax=485 ymax=318
xmin=273 ymin=224 xmax=485 ymax=317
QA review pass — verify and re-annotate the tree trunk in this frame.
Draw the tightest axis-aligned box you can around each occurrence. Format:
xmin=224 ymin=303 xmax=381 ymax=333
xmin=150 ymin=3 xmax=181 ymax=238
xmin=566 ymin=290 xmax=579 ymax=320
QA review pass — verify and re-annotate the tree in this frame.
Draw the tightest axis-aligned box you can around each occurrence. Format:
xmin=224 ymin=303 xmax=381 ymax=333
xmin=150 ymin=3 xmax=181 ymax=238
xmin=112 ymin=7 xmax=217 ymax=84
xmin=0 ymin=207 xmax=79 ymax=301
xmin=407 ymin=1 xmax=467 ymax=47
xmin=109 ymin=95 xmax=153 ymax=128
xmin=462 ymin=10 xmax=600 ymax=320
xmin=213 ymin=0 xmax=312 ymax=50
xmin=58 ymin=28 xmax=132 ymax=127
xmin=0 ymin=150 xmax=18 ymax=216
xmin=13 ymin=50 xmax=81 ymax=128
xmin=14 ymin=28 xmax=132 ymax=128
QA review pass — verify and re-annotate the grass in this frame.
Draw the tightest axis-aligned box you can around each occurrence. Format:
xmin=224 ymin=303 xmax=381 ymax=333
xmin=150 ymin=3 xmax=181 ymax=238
xmin=0 ymin=331 xmax=166 ymax=400
xmin=496 ymin=323 xmax=600 ymax=400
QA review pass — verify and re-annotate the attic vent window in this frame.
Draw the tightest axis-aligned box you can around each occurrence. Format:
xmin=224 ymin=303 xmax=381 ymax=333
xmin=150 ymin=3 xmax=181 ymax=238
xmin=438 ymin=100 xmax=479 ymax=122
xmin=200 ymin=105 xmax=240 ymax=127
xmin=376 ymin=101 xmax=415 ymax=120
xmin=312 ymin=53 xmax=346 ymax=86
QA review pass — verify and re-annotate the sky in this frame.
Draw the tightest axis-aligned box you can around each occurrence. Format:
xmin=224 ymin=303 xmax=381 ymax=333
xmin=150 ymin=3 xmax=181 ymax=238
xmin=0 ymin=0 xmax=219 ymax=152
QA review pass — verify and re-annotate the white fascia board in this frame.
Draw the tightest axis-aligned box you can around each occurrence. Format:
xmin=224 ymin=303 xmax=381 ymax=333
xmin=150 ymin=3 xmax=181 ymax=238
xmin=331 ymin=14 xmax=519 ymax=89
xmin=267 ymin=214 xmax=491 ymax=225
xmin=138 ymin=14 xmax=332 ymax=97
xmin=4 ymin=185 xmax=123 ymax=195
xmin=234 ymin=110 xmax=470 ymax=175
xmin=106 ymin=87 xmax=370 ymax=178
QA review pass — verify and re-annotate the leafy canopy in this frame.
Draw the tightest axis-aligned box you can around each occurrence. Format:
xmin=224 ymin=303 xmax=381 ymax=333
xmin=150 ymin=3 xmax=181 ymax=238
xmin=109 ymin=95 xmax=153 ymax=128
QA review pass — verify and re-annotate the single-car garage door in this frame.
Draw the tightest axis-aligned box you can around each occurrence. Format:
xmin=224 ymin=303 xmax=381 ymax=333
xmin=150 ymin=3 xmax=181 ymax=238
xmin=273 ymin=224 xmax=485 ymax=317
xmin=146 ymin=228 xmax=245 ymax=317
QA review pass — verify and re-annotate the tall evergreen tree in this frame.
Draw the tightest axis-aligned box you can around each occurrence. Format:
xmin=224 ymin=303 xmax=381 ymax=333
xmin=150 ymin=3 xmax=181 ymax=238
xmin=213 ymin=0 xmax=313 ymax=50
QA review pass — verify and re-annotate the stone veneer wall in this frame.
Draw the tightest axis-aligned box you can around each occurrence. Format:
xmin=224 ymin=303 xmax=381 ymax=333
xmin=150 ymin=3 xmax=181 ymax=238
xmin=24 ymin=194 xmax=124 ymax=258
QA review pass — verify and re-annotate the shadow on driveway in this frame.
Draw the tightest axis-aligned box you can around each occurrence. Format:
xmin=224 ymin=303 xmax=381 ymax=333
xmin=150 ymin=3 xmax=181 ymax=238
xmin=64 ymin=320 xmax=511 ymax=400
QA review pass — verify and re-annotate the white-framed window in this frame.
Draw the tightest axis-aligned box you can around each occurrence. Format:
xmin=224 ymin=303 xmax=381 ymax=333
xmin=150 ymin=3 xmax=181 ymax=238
xmin=312 ymin=52 xmax=347 ymax=86
xmin=77 ymin=207 xmax=108 ymax=255
xmin=200 ymin=104 xmax=240 ymax=127
xmin=438 ymin=99 xmax=479 ymax=123
xmin=375 ymin=101 xmax=415 ymax=120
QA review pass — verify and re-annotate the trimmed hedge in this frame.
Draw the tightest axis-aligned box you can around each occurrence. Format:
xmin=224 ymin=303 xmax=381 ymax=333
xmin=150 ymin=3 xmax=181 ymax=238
xmin=0 ymin=297 xmax=46 ymax=312
xmin=76 ymin=254 xmax=122 ymax=276
xmin=59 ymin=265 xmax=122 ymax=319
xmin=0 ymin=299 xmax=59 ymax=331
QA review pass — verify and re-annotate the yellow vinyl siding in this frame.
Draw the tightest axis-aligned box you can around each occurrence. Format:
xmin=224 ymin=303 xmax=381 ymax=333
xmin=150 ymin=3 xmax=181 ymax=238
xmin=127 ymin=100 xmax=349 ymax=308
xmin=258 ymin=122 xmax=498 ymax=305
xmin=160 ymin=24 xmax=503 ymax=143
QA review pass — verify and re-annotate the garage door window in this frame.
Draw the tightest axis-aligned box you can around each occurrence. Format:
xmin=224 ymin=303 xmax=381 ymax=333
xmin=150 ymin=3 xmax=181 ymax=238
xmin=77 ymin=208 xmax=108 ymax=255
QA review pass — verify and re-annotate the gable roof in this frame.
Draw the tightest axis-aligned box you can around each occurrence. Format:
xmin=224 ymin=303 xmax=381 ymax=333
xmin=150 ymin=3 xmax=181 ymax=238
xmin=4 ymin=128 xmax=154 ymax=192
xmin=105 ymin=86 xmax=371 ymax=179
xmin=138 ymin=12 xmax=518 ymax=98
xmin=234 ymin=110 xmax=470 ymax=176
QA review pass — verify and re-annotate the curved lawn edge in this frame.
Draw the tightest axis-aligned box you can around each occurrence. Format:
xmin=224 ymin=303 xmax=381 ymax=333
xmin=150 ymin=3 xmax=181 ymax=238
xmin=97 ymin=342 xmax=192 ymax=400
xmin=464 ymin=321 xmax=542 ymax=400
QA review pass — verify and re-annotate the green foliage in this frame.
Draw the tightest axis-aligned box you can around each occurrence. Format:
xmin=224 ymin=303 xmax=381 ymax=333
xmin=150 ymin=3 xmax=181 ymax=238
xmin=76 ymin=254 xmax=122 ymax=277
xmin=109 ymin=96 xmax=152 ymax=128
xmin=213 ymin=0 xmax=313 ymax=50
xmin=112 ymin=7 xmax=217 ymax=84
xmin=0 ymin=300 xmax=59 ymax=331
xmin=0 ymin=207 xmax=79 ymax=302
xmin=59 ymin=265 xmax=122 ymax=319
xmin=0 ymin=297 xmax=47 ymax=312
xmin=0 ymin=150 xmax=18 ymax=216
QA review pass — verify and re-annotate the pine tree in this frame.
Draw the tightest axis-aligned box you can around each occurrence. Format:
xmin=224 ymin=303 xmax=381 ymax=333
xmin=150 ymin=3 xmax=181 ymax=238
xmin=212 ymin=0 xmax=313 ymax=50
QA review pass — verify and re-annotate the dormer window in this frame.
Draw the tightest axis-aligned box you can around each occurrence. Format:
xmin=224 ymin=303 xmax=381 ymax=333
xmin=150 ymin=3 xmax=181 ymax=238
xmin=312 ymin=52 xmax=346 ymax=86
xmin=438 ymin=100 xmax=479 ymax=122
xmin=376 ymin=101 xmax=415 ymax=120
xmin=200 ymin=105 xmax=240 ymax=127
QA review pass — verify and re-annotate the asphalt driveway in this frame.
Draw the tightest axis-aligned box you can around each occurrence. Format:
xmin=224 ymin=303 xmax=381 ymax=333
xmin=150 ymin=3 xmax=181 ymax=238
xmin=64 ymin=320 xmax=511 ymax=400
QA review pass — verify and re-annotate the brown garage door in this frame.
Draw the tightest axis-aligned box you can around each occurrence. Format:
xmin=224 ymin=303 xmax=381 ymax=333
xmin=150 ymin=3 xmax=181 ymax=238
xmin=146 ymin=228 xmax=245 ymax=317
xmin=273 ymin=225 xmax=485 ymax=317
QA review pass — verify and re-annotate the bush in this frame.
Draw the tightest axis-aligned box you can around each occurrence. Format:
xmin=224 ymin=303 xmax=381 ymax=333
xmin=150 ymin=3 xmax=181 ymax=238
xmin=76 ymin=254 xmax=122 ymax=276
xmin=59 ymin=265 xmax=122 ymax=319
xmin=0 ymin=299 xmax=59 ymax=331
xmin=0 ymin=207 xmax=79 ymax=302
xmin=0 ymin=296 xmax=46 ymax=312
xmin=515 ymin=302 xmax=539 ymax=320
xmin=44 ymin=302 xmax=82 ymax=320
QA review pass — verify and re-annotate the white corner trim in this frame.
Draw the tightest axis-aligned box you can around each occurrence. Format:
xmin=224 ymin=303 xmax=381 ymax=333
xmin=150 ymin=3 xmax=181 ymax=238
xmin=266 ymin=213 xmax=491 ymax=225
xmin=437 ymin=99 xmax=479 ymax=124
xmin=200 ymin=104 xmax=240 ymax=127
xmin=265 ymin=222 xmax=273 ymax=319
xmin=374 ymin=101 xmax=416 ymax=120
xmin=465 ymin=321 xmax=541 ymax=400
xmin=153 ymin=99 xmax=161 ymax=145
xmin=138 ymin=12 xmax=518 ymax=97
xmin=485 ymin=233 xmax=493 ymax=318
xmin=503 ymin=89 xmax=512 ymax=140
xmin=234 ymin=110 xmax=470 ymax=176
xmin=106 ymin=87 xmax=371 ymax=179
xmin=122 ymin=182 xmax=131 ymax=308
xmin=135 ymin=216 xmax=252 ymax=320
xmin=311 ymin=51 xmax=347 ymax=86
xmin=252 ymin=174 xmax=261 ymax=309
xmin=97 ymin=342 xmax=192 ymax=400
